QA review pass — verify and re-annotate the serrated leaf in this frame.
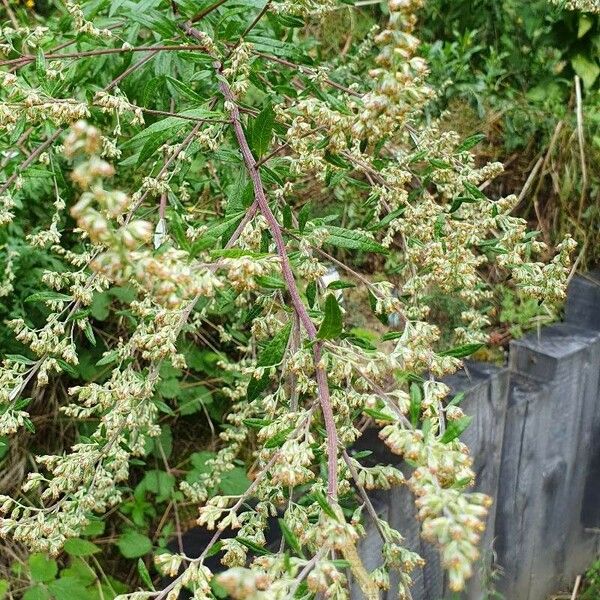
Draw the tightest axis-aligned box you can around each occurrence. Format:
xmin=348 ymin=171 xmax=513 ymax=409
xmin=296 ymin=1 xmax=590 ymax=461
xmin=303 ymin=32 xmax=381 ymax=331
xmin=321 ymin=226 xmax=388 ymax=254
xmin=23 ymin=587 xmax=50 ymax=600
xmin=48 ymin=577 xmax=92 ymax=600
xmin=317 ymin=294 xmax=343 ymax=340
xmin=264 ymin=426 xmax=293 ymax=449
xmin=220 ymin=466 xmax=251 ymax=495
xmin=257 ymin=322 xmax=292 ymax=367
xmin=28 ymin=554 xmax=58 ymax=583
xmin=25 ymin=291 xmax=72 ymax=303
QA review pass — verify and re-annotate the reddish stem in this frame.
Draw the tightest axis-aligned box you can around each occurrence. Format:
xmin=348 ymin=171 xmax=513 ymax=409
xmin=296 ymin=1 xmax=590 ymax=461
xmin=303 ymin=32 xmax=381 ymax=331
xmin=180 ymin=20 xmax=339 ymax=498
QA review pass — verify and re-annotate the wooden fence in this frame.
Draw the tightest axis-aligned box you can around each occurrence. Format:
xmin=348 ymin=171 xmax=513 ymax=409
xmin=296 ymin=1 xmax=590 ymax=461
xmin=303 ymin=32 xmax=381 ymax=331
xmin=355 ymin=270 xmax=600 ymax=600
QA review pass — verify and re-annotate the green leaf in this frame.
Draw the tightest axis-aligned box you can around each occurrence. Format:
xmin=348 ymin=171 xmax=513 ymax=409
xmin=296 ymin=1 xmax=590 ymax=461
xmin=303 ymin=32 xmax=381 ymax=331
xmin=448 ymin=196 xmax=477 ymax=213
xmin=298 ymin=204 xmax=310 ymax=232
xmin=25 ymin=291 xmax=72 ymax=304
xmin=317 ymin=294 xmax=343 ymax=340
xmin=28 ymin=554 xmax=58 ymax=583
xmin=35 ymin=48 xmax=46 ymax=79
xmin=578 ymin=14 xmax=594 ymax=38
xmin=96 ymin=350 xmax=119 ymax=367
xmin=90 ymin=292 xmax=110 ymax=321
xmin=83 ymin=322 xmax=96 ymax=346
xmin=572 ymin=53 xmax=600 ymax=89
xmin=63 ymin=538 xmax=101 ymax=557
xmin=306 ymin=280 xmax=316 ymax=308
xmin=409 ymin=383 xmax=422 ymax=427
xmin=237 ymin=537 xmax=273 ymax=556
xmin=363 ymin=408 xmax=395 ymax=422
xmin=48 ymin=577 xmax=93 ymax=600
xmin=255 ymin=275 xmax=285 ymax=289
xmin=440 ymin=343 xmax=483 ymax=358
xmin=242 ymin=418 xmax=272 ymax=429
xmin=321 ymin=225 xmax=388 ymax=254
xmin=327 ymin=280 xmax=355 ymax=290
xmin=463 ymin=181 xmax=487 ymax=200
xmin=23 ymin=587 xmax=50 ymax=600
xmin=246 ymin=371 xmax=269 ymax=401
xmin=220 ymin=466 xmax=251 ymax=495
xmin=137 ymin=125 xmax=183 ymax=166
xmin=0 ymin=579 xmax=8 ymax=600
xmin=264 ymin=427 xmax=294 ymax=449
xmin=257 ymin=322 xmax=292 ymax=367
xmin=137 ymin=559 xmax=155 ymax=590
xmin=82 ymin=520 xmax=105 ymax=536
xmin=311 ymin=491 xmax=338 ymax=520
xmin=6 ymin=354 xmax=36 ymax=365
xmin=140 ymin=470 xmax=175 ymax=501
xmin=455 ymin=133 xmax=486 ymax=153
xmin=117 ymin=532 xmax=153 ymax=559
xmin=249 ymin=103 xmax=275 ymax=158
xmin=56 ymin=359 xmax=78 ymax=378
xmin=60 ymin=559 xmax=95 ymax=585
xmin=441 ymin=415 xmax=473 ymax=444
xmin=178 ymin=385 xmax=212 ymax=416
xmin=166 ymin=76 xmax=204 ymax=103
xmin=278 ymin=519 xmax=304 ymax=557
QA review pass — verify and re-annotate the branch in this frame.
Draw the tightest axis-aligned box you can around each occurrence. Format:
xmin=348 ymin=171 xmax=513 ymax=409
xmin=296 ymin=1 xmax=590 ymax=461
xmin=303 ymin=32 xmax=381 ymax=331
xmin=181 ymin=21 xmax=340 ymax=499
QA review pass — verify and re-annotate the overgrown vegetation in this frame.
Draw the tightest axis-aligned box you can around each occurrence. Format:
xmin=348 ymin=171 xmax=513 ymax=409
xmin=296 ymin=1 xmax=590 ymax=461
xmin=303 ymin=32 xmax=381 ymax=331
xmin=420 ymin=0 xmax=600 ymax=269
xmin=0 ymin=0 xmax=594 ymax=599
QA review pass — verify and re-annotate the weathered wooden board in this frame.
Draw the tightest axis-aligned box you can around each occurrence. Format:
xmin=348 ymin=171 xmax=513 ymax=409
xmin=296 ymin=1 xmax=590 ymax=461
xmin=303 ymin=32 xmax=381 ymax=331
xmin=565 ymin=270 xmax=600 ymax=331
xmin=498 ymin=323 xmax=600 ymax=599
xmin=353 ymin=363 xmax=509 ymax=600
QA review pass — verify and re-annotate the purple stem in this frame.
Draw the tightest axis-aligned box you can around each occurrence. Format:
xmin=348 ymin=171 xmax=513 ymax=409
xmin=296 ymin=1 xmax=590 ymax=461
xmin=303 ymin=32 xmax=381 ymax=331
xmin=181 ymin=20 xmax=339 ymax=498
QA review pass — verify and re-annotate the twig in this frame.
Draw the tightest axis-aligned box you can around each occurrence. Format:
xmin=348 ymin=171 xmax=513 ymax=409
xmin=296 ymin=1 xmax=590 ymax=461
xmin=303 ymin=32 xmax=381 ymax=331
xmin=252 ymin=50 xmax=361 ymax=98
xmin=0 ymin=129 xmax=62 ymax=196
xmin=0 ymin=44 xmax=211 ymax=68
xmin=517 ymin=156 xmax=543 ymax=204
xmin=570 ymin=574 xmax=582 ymax=600
xmin=191 ymin=0 xmax=228 ymax=22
